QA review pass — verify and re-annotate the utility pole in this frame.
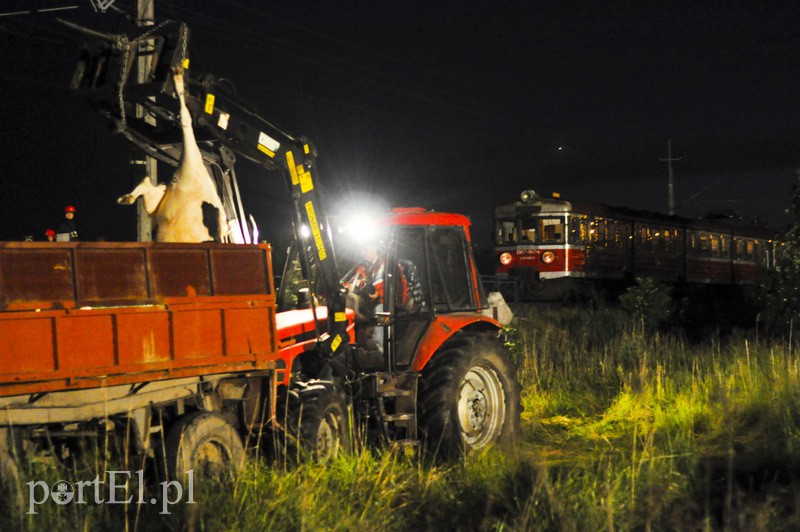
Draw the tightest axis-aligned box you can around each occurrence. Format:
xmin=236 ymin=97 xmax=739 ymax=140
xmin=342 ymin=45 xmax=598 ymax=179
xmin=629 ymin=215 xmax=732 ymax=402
xmin=133 ymin=0 xmax=157 ymax=241
xmin=659 ymin=138 xmax=681 ymax=216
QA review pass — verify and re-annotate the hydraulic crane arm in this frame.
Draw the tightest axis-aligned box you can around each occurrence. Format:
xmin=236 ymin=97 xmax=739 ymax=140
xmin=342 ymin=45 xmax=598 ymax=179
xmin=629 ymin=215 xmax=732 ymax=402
xmin=69 ymin=21 xmax=349 ymax=359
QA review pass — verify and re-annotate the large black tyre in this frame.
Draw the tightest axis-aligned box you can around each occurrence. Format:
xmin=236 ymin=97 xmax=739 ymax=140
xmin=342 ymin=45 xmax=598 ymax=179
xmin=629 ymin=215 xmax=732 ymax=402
xmin=165 ymin=412 xmax=245 ymax=481
xmin=418 ymin=333 xmax=521 ymax=457
xmin=283 ymin=388 xmax=351 ymax=462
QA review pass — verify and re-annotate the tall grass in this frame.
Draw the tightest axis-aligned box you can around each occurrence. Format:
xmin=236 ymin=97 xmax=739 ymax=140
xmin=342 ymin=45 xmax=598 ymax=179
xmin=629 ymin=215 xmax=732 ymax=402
xmin=9 ymin=305 xmax=800 ymax=530
xmin=510 ymin=304 xmax=800 ymax=529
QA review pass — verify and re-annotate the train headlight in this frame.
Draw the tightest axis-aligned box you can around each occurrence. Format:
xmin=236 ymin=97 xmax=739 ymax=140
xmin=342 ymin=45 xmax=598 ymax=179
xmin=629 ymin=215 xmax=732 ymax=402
xmin=541 ymin=251 xmax=555 ymax=264
xmin=499 ymin=252 xmax=513 ymax=265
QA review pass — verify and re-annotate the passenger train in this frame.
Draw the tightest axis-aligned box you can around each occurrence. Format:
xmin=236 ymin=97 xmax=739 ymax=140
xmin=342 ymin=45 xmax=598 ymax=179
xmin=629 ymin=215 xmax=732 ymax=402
xmin=494 ymin=190 xmax=777 ymax=300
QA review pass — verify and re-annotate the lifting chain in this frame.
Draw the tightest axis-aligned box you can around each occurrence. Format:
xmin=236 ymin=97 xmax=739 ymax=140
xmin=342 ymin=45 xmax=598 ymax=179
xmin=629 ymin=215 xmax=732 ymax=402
xmin=111 ymin=19 xmax=177 ymax=132
xmin=114 ymin=33 xmax=129 ymax=132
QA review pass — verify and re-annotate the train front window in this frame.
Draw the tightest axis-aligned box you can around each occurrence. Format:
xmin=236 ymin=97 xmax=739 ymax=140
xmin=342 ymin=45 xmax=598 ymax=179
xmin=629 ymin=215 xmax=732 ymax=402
xmin=518 ymin=220 xmax=537 ymax=242
xmin=538 ymin=218 xmax=564 ymax=244
xmin=496 ymin=220 xmax=518 ymax=244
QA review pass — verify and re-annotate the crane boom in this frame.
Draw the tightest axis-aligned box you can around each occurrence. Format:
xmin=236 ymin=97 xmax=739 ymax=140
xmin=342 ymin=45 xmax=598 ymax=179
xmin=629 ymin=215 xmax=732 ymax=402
xmin=70 ymin=21 xmax=349 ymax=359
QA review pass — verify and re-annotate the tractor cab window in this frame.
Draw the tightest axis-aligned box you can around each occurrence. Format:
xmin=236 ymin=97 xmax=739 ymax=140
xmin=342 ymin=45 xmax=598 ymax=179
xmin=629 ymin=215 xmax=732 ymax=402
xmin=391 ymin=228 xmax=431 ymax=316
xmin=429 ymin=227 xmax=474 ymax=311
xmin=276 ymin=242 xmax=322 ymax=311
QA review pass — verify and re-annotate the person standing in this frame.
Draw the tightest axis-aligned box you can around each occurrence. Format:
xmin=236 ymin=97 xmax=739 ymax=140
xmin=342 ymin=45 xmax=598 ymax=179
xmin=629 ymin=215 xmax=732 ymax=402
xmin=57 ymin=206 xmax=79 ymax=242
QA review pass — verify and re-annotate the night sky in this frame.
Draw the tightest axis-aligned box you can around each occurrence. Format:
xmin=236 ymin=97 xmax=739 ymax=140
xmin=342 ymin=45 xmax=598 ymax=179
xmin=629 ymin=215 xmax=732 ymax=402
xmin=1 ymin=1 xmax=799 ymax=263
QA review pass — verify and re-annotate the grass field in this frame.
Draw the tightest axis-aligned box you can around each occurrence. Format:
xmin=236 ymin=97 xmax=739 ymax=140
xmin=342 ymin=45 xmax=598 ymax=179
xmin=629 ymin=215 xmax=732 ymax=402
xmin=10 ymin=305 xmax=800 ymax=530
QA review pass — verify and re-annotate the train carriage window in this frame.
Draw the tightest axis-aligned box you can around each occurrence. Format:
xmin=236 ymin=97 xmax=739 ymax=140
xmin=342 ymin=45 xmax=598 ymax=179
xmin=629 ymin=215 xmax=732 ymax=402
xmin=710 ymin=234 xmax=720 ymax=256
xmin=596 ymin=219 xmax=605 ymax=245
xmin=589 ymin=220 xmax=599 ymax=243
xmin=746 ymin=240 xmax=755 ymax=260
xmin=614 ymin=221 xmax=627 ymax=244
xmin=607 ymin=220 xmax=616 ymax=245
xmin=658 ymin=227 xmax=668 ymax=252
xmin=664 ymin=228 xmax=676 ymax=253
xmin=644 ymin=226 xmax=655 ymax=250
xmin=538 ymin=218 xmax=564 ymax=243
xmin=720 ymin=235 xmax=729 ymax=256
xmin=699 ymin=233 xmax=710 ymax=255
xmin=569 ymin=216 xmax=588 ymax=244
xmin=734 ymin=238 xmax=745 ymax=259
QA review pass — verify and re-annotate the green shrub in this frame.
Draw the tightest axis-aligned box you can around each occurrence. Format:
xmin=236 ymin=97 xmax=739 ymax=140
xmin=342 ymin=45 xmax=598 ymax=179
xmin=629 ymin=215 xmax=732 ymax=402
xmin=620 ymin=277 xmax=673 ymax=330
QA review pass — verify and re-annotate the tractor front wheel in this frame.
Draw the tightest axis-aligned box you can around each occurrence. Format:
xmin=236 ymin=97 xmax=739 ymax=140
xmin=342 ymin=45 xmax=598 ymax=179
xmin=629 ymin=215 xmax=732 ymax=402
xmin=283 ymin=387 xmax=351 ymax=462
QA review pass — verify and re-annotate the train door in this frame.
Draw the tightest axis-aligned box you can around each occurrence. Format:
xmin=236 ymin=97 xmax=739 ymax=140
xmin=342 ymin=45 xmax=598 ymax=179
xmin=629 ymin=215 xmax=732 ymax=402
xmin=623 ymin=221 xmax=634 ymax=281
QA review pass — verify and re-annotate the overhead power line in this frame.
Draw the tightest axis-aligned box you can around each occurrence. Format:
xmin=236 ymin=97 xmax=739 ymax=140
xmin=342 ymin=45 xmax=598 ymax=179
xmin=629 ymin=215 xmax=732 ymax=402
xmin=0 ymin=5 xmax=79 ymax=17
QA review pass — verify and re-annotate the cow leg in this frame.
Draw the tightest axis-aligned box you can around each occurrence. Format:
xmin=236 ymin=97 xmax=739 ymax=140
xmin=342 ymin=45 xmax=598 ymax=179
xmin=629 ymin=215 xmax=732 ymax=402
xmin=117 ymin=177 xmax=166 ymax=215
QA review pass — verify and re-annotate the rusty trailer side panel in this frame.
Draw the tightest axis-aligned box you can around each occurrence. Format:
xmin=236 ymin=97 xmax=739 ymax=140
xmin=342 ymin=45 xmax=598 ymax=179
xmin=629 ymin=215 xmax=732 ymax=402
xmin=0 ymin=242 xmax=278 ymax=397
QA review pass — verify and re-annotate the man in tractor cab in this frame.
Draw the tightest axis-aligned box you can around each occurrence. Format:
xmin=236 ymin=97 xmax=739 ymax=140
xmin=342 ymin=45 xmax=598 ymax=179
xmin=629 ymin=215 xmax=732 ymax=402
xmin=342 ymin=240 xmax=427 ymax=362
xmin=342 ymin=242 xmax=385 ymax=351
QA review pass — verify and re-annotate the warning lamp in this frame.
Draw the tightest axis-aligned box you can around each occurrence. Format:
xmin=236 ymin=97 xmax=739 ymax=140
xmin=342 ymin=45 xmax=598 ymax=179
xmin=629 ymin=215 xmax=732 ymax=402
xmin=499 ymin=252 xmax=513 ymax=265
xmin=520 ymin=190 xmax=537 ymax=203
xmin=541 ymin=251 xmax=555 ymax=264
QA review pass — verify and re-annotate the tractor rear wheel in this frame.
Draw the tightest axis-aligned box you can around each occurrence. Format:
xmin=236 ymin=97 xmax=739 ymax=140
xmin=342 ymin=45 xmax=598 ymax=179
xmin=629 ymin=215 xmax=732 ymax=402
xmin=418 ymin=333 xmax=520 ymax=457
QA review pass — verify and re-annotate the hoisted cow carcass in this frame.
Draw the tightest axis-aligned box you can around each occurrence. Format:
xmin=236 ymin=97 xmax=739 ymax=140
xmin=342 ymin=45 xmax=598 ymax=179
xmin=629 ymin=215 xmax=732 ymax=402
xmin=67 ymin=20 xmax=251 ymax=243
xmin=117 ymin=70 xmax=229 ymax=243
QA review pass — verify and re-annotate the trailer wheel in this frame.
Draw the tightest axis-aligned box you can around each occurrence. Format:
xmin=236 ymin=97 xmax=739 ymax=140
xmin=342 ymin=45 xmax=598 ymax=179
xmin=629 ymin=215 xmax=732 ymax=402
xmin=284 ymin=388 xmax=351 ymax=462
xmin=165 ymin=412 xmax=245 ymax=481
xmin=418 ymin=333 xmax=520 ymax=457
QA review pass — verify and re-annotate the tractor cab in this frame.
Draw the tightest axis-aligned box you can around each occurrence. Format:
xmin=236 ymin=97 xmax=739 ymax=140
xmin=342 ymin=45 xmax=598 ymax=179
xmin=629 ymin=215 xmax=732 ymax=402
xmin=327 ymin=208 xmax=490 ymax=372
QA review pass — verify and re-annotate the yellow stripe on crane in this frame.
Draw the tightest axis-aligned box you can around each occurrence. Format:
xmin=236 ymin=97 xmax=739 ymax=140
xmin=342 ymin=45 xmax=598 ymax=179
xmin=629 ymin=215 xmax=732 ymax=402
xmin=204 ymin=94 xmax=215 ymax=114
xmin=305 ymin=201 xmax=327 ymax=261
xmin=331 ymin=334 xmax=342 ymax=352
xmin=299 ymin=171 xmax=314 ymax=193
xmin=286 ymin=151 xmax=299 ymax=185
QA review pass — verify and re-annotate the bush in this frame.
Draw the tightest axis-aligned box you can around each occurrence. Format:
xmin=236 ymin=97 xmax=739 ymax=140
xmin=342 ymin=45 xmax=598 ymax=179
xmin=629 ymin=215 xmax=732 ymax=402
xmin=619 ymin=277 xmax=673 ymax=330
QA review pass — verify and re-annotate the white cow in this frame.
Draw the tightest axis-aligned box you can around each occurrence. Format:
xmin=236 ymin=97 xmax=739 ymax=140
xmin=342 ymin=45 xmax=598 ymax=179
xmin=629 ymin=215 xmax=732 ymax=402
xmin=118 ymin=70 xmax=228 ymax=243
